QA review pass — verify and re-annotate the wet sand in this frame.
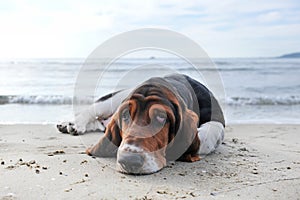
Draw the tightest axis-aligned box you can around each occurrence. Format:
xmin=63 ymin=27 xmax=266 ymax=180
xmin=0 ymin=124 xmax=299 ymax=199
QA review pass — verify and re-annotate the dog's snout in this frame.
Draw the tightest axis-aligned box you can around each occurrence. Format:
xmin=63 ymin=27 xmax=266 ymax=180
xmin=118 ymin=152 xmax=144 ymax=173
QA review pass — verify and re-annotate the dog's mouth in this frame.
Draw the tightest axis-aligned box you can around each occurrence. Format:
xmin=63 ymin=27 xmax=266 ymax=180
xmin=116 ymin=153 xmax=146 ymax=174
xmin=116 ymin=162 xmax=162 ymax=175
xmin=116 ymin=150 xmax=166 ymax=175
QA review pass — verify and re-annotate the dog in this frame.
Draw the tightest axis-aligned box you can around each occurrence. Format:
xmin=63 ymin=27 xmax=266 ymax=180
xmin=57 ymin=74 xmax=225 ymax=174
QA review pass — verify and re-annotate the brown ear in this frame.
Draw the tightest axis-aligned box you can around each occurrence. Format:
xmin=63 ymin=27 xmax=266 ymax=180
xmin=86 ymin=117 xmax=121 ymax=157
xmin=178 ymin=109 xmax=201 ymax=162
xmin=166 ymin=109 xmax=200 ymax=162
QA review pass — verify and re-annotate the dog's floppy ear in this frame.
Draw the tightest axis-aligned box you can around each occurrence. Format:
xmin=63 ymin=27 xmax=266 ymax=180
xmin=166 ymin=106 xmax=200 ymax=162
xmin=177 ymin=109 xmax=200 ymax=162
xmin=86 ymin=116 xmax=121 ymax=157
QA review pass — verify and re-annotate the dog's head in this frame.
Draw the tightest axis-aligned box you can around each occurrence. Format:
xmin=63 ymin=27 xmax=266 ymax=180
xmin=87 ymin=82 xmax=200 ymax=174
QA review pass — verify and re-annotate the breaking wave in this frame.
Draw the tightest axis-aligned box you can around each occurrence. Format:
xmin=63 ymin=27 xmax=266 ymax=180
xmin=1 ymin=95 xmax=299 ymax=106
xmin=227 ymin=96 xmax=300 ymax=106
xmin=0 ymin=95 xmax=94 ymax=105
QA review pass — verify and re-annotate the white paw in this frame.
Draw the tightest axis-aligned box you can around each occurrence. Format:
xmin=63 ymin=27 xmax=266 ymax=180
xmin=56 ymin=122 xmax=84 ymax=135
xmin=57 ymin=120 xmax=106 ymax=135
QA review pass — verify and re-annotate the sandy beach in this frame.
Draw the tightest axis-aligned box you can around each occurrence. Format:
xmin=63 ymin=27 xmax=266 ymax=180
xmin=0 ymin=124 xmax=299 ymax=200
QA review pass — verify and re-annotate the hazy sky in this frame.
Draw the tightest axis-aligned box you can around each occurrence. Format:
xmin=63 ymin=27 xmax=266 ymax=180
xmin=0 ymin=0 xmax=299 ymax=58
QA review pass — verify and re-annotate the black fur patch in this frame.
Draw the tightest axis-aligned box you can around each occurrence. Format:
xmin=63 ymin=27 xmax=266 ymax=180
xmin=95 ymin=90 xmax=123 ymax=102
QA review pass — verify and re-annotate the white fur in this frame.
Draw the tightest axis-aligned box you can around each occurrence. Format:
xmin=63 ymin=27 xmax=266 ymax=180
xmin=141 ymin=152 xmax=162 ymax=174
xmin=59 ymin=89 xmax=131 ymax=134
xmin=118 ymin=143 xmax=143 ymax=153
xmin=92 ymin=89 xmax=131 ymax=119
xmin=85 ymin=120 xmax=106 ymax=132
xmin=198 ymin=121 xmax=224 ymax=155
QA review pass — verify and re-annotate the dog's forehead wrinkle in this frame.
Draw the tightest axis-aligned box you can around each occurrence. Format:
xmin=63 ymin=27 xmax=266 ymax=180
xmin=130 ymin=94 xmax=148 ymax=105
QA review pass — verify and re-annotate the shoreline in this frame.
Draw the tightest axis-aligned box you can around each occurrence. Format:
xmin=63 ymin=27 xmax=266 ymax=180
xmin=1 ymin=122 xmax=300 ymax=125
xmin=0 ymin=124 xmax=299 ymax=199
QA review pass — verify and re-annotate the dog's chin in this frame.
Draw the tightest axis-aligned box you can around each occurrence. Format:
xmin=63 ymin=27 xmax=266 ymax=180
xmin=116 ymin=163 xmax=163 ymax=175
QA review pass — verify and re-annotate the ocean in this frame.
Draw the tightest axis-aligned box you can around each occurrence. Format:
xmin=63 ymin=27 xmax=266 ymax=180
xmin=0 ymin=57 xmax=299 ymax=124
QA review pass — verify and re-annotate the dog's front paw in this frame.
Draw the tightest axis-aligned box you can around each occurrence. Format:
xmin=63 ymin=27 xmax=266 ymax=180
xmin=57 ymin=122 xmax=72 ymax=134
xmin=67 ymin=123 xmax=80 ymax=136
xmin=56 ymin=122 xmax=83 ymax=136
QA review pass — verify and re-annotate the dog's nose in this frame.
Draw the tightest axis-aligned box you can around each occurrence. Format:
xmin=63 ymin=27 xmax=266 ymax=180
xmin=118 ymin=152 xmax=144 ymax=173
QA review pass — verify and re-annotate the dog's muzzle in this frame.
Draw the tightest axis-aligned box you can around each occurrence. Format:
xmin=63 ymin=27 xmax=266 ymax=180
xmin=117 ymin=151 xmax=145 ymax=173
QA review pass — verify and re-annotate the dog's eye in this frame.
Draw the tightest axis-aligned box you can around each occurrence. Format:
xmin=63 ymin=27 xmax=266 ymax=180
xmin=122 ymin=109 xmax=130 ymax=122
xmin=155 ymin=113 xmax=167 ymax=124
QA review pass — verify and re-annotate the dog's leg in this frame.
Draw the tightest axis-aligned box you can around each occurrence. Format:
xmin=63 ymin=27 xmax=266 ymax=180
xmin=57 ymin=89 xmax=131 ymax=135
xmin=198 ymin=121 xmax=225 ymax=155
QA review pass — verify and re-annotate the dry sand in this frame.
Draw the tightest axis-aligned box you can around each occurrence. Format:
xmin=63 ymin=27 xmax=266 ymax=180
xmin=0 ymin=124 xmax=299 ymax=200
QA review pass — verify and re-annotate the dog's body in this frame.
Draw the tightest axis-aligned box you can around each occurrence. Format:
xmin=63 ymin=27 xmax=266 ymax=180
xmin=57 ymin=74 xmax=225 ymax=174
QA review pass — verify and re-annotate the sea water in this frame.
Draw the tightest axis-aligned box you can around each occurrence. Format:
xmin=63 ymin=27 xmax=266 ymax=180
xmin=0 ymin=57 xmax=299 ymax=124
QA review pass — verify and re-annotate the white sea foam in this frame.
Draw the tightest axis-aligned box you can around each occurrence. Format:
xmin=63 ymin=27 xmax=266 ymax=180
xmin=226 ymin=96 xmax=300 ymax=106
xmin=0 ymin=95 xmax=94 ymax=105
xmin=1 ymin=95 xmax=299 ymax=106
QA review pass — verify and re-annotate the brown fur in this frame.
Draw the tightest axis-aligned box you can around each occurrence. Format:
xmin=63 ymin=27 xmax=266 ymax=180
xmin=86 ymin=85 xmax=201 ymax=163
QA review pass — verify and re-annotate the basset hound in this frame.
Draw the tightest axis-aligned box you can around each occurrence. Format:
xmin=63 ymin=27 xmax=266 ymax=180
xmin=57 ymin=74 xmax=225 ymax=174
